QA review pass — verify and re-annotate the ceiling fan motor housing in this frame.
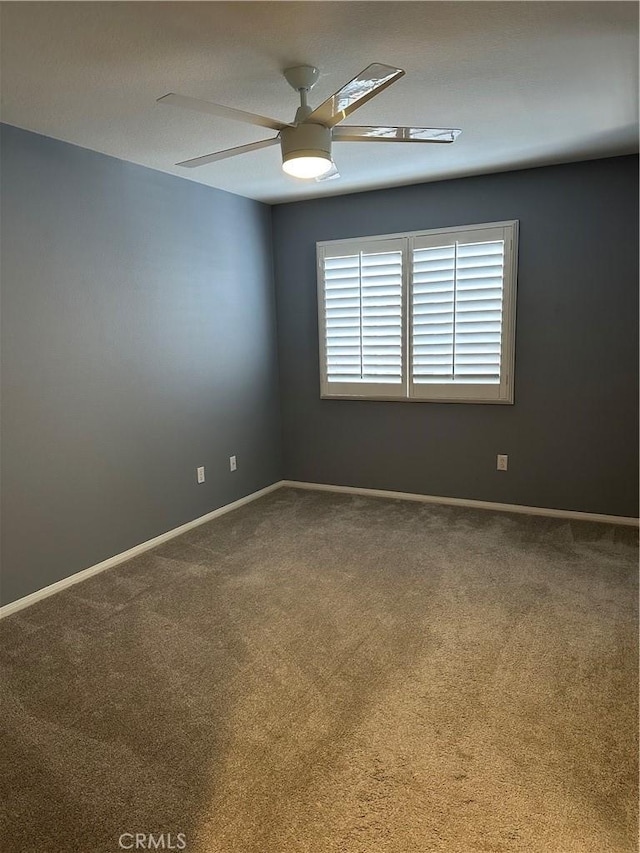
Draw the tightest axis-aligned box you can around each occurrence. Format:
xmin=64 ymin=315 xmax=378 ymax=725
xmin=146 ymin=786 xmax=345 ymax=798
xmin=280 ymin=123 xmax=332 ymax=166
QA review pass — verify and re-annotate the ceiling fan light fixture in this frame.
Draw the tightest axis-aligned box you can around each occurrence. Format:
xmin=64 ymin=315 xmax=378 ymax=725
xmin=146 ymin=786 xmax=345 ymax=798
xmin=282 ymin=154 xmax=332 ymax=179
xmin=280 ymin=123 xmax=332 ymax=179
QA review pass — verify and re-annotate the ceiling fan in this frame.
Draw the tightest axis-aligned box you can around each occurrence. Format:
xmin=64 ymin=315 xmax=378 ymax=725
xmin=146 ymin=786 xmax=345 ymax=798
xmin=158 ymin=63 xmax=462 ymax=181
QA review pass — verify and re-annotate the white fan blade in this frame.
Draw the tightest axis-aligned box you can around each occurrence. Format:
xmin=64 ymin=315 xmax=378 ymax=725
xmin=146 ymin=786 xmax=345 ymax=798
xmin=158 ymin=93 xmax=288 ymax=132
xmin=176 ymin=137 xmax=279 ymax=168
xmin=334 ymin=126 xmax=462 ymax=143
xmin=315 ymin=163 xmax=340 ymax=182
xmin=307 ymin=63 xmax=405 ymax=128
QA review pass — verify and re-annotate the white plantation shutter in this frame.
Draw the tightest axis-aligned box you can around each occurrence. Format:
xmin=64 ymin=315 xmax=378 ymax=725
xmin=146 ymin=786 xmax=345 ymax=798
xmin=318 ymin=222 xmax=517 ymax=403
xmin=411 ymin=237 xmax=505 ymax=385
xmin=454 ymin=240 xmax=504 ymax=383
xmin=412 ymin=244 xmax=456 ymax=383
xmin=319 ymin=239 xmax=405 ymax=397
xmin=410 ymin=224 xmax=516 ymax=402
xmin=323 ymin=253 xmax=361 ymax=382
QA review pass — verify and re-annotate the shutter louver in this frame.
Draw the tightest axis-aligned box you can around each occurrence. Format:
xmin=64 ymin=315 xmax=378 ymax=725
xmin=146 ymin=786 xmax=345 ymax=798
xmin=324 ymin=254 xmax=362 ymax=382
xmin=412 ymin=239 xmax=505 ymax=386
xmin=412 ymin=245 xmax=455 ymax=383
xmin=324 ymin=249 xmax=402 ymax=385
xmin=454 ymin=240 xmax=504 ymax=384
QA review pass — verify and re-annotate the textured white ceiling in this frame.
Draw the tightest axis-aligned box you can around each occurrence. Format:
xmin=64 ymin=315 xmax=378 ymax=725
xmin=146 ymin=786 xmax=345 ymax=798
xmin=1 ymin=2 xmax=637 ymax=203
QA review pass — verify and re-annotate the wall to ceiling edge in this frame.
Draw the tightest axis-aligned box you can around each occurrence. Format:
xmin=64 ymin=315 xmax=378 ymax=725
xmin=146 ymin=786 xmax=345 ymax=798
xmin=272 ymin=154 xmax=639 ymax=518
xmin=0 ymin=123 xmax=282 ymax=605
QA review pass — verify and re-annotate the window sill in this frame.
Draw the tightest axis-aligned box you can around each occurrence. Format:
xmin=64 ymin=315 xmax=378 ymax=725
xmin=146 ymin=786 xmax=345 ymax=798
xmin=320 ymin=392 xmax=515 ymax=405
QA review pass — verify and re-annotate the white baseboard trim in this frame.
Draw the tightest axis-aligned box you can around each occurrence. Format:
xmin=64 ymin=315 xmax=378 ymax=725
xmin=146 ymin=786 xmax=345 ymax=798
xmin=0 ymin=481 xmax=285 ymax=620
xmin=3 ymin=477 xmax=636 ymax=620
xmin=281 ymin=480 xmax=640 ymax=527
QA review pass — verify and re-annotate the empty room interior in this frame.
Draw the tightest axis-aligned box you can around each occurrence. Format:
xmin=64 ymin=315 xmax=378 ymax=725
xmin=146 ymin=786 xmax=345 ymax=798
xmin=1 ymin=2 xmax=638 ymax=852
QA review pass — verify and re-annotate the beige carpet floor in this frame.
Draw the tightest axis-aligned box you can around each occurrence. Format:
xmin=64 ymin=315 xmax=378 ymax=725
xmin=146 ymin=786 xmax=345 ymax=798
xmin=0 ymin=487 xmax=637 ymax=853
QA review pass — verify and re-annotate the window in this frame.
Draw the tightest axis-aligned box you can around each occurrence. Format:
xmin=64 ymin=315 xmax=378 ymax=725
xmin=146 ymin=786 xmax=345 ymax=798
xmin=317 ymin=221 xmax=518 ymax=403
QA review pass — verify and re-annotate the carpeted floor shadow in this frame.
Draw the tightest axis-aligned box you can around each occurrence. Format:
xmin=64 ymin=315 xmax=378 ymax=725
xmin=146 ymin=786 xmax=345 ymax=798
xmin=0 ymin=487 xmax=637 ymax=852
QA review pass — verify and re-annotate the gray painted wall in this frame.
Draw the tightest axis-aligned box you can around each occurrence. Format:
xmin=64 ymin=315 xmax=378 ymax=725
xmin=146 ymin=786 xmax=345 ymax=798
xmin=2 ymin=130 xmax=637 ymax=607
xmin=272 ymin=156 xmax=639 ymax=517
xmin=1 ymin=124 xmax=282 ymax=605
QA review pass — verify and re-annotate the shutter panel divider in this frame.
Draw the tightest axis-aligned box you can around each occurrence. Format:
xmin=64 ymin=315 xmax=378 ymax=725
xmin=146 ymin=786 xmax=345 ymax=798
xmin=452 ymin=239 xmax=458 ymax=379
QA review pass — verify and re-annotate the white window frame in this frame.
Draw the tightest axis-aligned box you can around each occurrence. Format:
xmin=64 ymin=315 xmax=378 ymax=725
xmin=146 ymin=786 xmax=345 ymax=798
xmin=317 ymin=220 xmax=518 ymax=404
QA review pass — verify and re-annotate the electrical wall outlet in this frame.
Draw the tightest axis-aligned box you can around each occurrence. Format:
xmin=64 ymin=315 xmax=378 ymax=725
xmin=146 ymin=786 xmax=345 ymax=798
xmin=229 ymin=455 xmax=237 ymax=472
xmin=496 ymin=454 xmax=508 ymax=471
xmin=196 ymin=466 xmax=205 ymax=484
